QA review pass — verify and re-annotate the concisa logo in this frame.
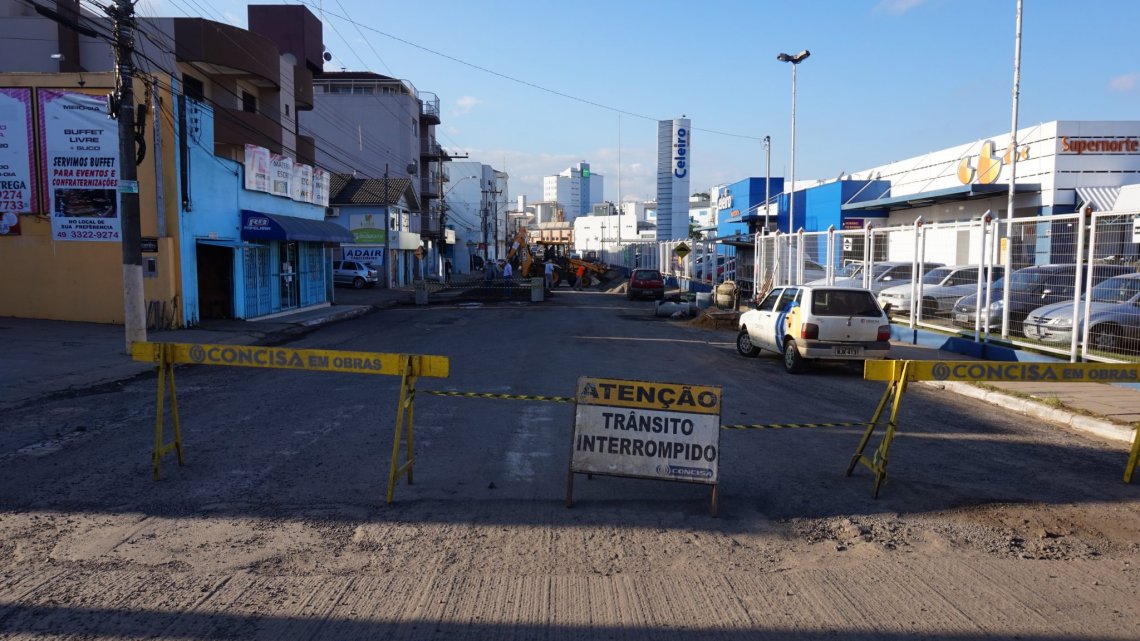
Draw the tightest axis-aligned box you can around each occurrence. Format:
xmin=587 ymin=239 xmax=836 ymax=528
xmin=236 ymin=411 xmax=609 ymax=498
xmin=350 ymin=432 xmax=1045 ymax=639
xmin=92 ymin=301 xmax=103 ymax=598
xmin=932 ymin=363 xmax=951 ymax=380
xmin=957 ymin=140 xmax=1030 ymax=185
xmin=189 ymin=345 xmax=206 ymax=363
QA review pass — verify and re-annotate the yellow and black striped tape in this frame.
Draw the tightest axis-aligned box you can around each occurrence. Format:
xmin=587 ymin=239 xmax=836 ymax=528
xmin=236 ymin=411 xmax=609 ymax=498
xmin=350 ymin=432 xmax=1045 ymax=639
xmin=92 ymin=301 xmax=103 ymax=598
xmin=721 ymin=422 xmax=872 ymax=430
xmin=426 ymin=391 xmax=871 ymax=430
xmin=427 ymin=390 xmax=575 ymax=403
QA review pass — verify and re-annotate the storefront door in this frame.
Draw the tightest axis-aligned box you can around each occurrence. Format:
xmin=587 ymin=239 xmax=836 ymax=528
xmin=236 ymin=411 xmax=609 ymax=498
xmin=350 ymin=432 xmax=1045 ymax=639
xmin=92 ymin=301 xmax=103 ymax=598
xmin=280 ymin=241 xmax=299 ymax=309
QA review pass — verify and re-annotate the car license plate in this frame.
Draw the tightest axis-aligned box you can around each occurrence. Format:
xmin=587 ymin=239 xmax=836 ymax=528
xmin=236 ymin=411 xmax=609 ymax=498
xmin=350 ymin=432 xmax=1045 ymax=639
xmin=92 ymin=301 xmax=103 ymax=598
xmin=835 ymin=346 xmax=861 ymax=356
xmin=954 ymin=313 xmax=969 ymax=323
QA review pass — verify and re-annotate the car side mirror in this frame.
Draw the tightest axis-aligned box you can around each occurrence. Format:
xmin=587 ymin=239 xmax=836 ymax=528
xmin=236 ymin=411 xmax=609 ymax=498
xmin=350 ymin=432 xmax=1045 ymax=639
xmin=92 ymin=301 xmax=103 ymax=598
xmin=881 ymin=276 xmax=892 ymax=282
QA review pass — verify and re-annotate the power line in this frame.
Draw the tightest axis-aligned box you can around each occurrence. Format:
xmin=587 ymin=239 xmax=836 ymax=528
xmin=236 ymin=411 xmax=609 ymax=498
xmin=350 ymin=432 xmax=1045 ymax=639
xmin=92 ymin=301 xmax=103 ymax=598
xmin=290 ymin=0 xmax=766 ymax=142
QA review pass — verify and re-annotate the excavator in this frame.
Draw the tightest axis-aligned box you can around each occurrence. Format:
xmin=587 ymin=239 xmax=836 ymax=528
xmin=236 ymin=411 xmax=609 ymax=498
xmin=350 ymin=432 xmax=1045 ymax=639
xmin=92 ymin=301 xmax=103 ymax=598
xmin=505 ymin=228 xmax=536 ymax=277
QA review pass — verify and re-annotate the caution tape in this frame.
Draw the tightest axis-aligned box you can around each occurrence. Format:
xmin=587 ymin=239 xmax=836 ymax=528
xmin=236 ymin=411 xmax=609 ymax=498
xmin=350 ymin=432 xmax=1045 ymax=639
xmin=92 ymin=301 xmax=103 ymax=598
xmin=427 ymin=390 xmax=575 ymax=403
xmin=721 ymin=421 xmax=873 ymax=431
xmin=428 ymin=390 xmax=871 ymax=430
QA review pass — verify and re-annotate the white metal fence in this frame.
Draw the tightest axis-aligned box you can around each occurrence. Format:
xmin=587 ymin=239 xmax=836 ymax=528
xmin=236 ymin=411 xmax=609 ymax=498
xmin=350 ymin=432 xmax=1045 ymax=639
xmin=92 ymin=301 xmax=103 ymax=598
xmin=650 ymin=212 xmax=1140 ymax=363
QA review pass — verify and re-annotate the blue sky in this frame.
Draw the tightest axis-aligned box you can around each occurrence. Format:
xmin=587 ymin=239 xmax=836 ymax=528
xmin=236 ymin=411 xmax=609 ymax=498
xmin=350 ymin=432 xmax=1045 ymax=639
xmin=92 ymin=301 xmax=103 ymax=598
xmin=145 ymin=0 xmax=1140 ymax=204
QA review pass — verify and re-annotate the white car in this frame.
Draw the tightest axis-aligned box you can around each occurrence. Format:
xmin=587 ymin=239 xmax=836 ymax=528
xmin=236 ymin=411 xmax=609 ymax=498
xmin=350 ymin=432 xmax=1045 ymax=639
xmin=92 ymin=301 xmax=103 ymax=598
xmin=878 ymin=265 xmax=1005 ymax=318
xmin=736 ymin=285 xmax=891 ymax=374
xmin=810 ymin=261 xmax=944 ymax=294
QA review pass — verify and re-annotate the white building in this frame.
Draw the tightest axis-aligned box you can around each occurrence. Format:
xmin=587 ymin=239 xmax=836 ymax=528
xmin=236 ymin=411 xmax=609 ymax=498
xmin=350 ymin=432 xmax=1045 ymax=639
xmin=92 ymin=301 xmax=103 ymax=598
xmin=656 ymin=118 xmax=691 ymax=241
xmin=572 ymin=212 xmax=638 ymax=252
xmin=542 ymin=161 xmax=604 ymax=220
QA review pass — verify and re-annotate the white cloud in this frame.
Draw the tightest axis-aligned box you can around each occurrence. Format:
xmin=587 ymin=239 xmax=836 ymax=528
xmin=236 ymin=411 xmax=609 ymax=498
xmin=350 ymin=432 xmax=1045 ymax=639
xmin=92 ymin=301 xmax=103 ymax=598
xmin=453 ymin=96 xmax=482 ymax=116
xmin=876 ymin=0 xmax=925 ymax=14
xmin=1109 ymin=73 xmax=1140 ymax=92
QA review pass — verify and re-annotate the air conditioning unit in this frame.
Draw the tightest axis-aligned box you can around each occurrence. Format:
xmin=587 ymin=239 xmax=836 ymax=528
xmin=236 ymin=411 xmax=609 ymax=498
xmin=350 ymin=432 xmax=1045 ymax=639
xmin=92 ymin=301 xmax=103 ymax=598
xmin=326 ymin=206 xmax=340 ymax=218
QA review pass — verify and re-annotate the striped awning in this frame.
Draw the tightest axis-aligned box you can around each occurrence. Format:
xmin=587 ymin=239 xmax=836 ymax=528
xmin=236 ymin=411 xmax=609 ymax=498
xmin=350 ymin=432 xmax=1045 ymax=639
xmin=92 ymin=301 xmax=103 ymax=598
xmin=1074 ymin=186 xmax=1121 ymax=213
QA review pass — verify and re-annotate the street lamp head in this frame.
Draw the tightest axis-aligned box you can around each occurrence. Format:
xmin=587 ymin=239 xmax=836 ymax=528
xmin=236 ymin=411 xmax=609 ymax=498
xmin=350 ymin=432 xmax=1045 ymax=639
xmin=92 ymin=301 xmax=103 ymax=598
xmin=778 ymin=50 xmax=811 ymax=64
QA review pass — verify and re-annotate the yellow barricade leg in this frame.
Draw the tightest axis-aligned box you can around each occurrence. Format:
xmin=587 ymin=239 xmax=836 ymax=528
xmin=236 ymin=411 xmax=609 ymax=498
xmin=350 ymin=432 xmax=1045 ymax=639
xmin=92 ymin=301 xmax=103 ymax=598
xmin=847 ymin=361 xmax=910 ymax=498
xmin=386 ymin=356 xmax=418 ymax=504
xmin=152 ymin=345 xmax=185 ymax=480
xmin=1124 ymin=423 xmax=1140 ymax=484
xmin=847 ymin=361 xmax=899 ymax=477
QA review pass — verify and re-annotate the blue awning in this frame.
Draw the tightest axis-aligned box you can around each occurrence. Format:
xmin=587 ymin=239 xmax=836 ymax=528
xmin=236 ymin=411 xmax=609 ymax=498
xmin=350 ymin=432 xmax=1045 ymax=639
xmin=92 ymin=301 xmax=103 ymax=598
xmin=840 ymin=183 xmax=1041 ymax=212
xmin=240 ymin=210 xmax=354 ymax=243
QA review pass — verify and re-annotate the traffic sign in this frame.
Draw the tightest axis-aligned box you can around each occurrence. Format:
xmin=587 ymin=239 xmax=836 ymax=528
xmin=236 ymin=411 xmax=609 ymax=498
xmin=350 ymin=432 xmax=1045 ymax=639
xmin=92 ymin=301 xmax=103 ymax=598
xmin=674 ymin=242 xmax=691 ymax=258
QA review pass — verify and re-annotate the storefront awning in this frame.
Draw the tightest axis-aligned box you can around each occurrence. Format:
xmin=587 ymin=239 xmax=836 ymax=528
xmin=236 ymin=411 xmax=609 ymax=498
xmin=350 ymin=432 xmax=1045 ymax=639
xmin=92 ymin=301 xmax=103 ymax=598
xmin=840 ymin=183 xmax=1041 ymax=212
xmin=240 ymin=210 xmax=354 ymax=243
xmin=1074 ymin=186 xmax=1120 ymax=213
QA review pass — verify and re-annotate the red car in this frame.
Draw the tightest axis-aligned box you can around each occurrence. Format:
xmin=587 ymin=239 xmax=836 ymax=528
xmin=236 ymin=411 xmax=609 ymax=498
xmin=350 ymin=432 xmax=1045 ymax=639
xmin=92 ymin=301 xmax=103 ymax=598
xmin=628 ymin=268 xmax=665 ymax=300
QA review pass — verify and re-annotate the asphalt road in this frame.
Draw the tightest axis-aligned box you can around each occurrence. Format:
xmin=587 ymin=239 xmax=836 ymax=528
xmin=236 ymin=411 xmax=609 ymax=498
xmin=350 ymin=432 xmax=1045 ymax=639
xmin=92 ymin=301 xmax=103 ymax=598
xmin=2 ymin=290 xmax=1138 ymax=640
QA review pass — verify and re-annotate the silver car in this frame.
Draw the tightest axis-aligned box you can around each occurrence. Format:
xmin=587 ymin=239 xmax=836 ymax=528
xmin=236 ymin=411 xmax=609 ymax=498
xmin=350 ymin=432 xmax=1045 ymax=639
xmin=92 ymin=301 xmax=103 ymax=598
xmin=810 ymin=261 xmax=944 ymax=294
xmin=878 ymin=265 xmax=1004 ymax=318
xmin=333 ymin=260 xmax=379 ymax=289
xmin=1022 ymin=273 xmax=1140 ymax=354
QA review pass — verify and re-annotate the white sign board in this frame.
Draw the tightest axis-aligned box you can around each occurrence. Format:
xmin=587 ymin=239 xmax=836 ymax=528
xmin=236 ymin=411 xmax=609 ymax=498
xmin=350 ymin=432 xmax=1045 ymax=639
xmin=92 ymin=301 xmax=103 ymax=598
xmin=570 ymin=377 xmax=721 ymax=484
xmin=0 ymin=88 xmax=35 ymax=236
xmin=1133 ymin=215 xmax=1140 ymax=244
xmin=39 ymin=90 xmax=121 ymax=242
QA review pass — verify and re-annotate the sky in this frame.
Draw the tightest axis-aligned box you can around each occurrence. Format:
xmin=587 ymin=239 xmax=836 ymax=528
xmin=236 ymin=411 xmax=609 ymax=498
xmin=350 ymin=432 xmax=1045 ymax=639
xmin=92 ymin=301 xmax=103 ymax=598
xmin=138 ymin=0 xmax=1140 ymax=205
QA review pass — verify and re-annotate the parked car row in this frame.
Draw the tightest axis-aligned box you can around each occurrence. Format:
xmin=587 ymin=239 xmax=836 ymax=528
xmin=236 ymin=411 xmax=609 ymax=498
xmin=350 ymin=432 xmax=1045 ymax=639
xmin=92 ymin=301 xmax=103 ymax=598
xmin=754 ymin=260 xmax=1140 ymax=363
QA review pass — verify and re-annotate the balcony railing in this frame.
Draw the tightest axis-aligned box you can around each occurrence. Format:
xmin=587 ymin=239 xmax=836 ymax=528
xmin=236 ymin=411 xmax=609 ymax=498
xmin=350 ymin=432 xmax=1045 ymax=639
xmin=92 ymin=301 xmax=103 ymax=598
xmin=420 ymin=137 xmax=443 ymax=159
xmin=420 ymin=91 xmax=440 ymax=124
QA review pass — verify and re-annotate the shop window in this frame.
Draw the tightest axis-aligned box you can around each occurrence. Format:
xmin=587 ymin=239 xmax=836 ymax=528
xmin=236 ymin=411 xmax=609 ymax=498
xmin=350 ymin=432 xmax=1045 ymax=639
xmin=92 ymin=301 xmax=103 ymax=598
xmin=183 ymin=75 xmax=204 ymax=101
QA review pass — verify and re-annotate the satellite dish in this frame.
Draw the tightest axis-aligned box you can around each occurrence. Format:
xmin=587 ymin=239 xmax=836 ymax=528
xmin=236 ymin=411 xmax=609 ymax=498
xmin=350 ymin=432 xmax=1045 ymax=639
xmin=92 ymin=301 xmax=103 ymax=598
xmin=406 ymin=161 xmax=418 ymax=175
xmin=323 ymin=51 xmax=333 ymax=62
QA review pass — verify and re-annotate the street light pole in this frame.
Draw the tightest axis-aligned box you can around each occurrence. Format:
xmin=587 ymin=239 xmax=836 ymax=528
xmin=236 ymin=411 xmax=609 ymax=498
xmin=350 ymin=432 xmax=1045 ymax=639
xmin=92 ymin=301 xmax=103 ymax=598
xmin=777 ymin=50 xmax=810 ymax=236
xmin=763 ymin=135 xmax=771 ymax=234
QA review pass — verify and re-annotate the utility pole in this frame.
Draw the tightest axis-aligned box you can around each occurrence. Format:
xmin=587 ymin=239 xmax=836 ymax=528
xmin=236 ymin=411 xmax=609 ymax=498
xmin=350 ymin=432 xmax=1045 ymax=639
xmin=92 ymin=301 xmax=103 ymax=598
xmin=111 ymin=0 xmax=145 ymax=352
xmin=482 ymin=179 xmax=501 ymax=262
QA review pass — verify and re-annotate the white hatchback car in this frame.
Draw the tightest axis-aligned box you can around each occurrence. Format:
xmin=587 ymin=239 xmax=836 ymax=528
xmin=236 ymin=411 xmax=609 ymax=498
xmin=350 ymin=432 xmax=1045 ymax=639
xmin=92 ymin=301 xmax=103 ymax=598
xmin=736 ymin=285 xmax=891 ymax=373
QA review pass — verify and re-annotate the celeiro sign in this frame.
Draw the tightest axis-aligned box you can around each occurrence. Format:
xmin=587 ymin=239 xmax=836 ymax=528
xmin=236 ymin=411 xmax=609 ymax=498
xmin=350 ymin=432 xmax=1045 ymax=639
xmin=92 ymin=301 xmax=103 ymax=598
xmin=674 ymin=126 xmax=689 ymax=178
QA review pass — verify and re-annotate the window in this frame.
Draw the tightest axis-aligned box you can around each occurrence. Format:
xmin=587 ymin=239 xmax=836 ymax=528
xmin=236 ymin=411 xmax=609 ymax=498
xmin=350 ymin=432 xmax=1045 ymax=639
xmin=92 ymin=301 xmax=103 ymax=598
xmin=183 ymin=74 xmax=204 ymax=101
xmin=241 ymin=90 xmax=257 ymax=114
xmin=285 ymin=104 xmax=290 ymax=117
xmin=758 ymin=289 xmax=784 ymax=312
xmin=777 ymin=288 xmax=800 ymax=311
xmin=812 ymin=290 xmax=882 ymax=317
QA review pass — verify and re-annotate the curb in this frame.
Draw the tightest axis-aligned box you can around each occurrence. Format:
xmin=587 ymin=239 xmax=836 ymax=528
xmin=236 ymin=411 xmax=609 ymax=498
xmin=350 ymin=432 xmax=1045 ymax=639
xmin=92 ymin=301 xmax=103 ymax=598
xmin=921 ymin=380 xmax=1135 ymax=444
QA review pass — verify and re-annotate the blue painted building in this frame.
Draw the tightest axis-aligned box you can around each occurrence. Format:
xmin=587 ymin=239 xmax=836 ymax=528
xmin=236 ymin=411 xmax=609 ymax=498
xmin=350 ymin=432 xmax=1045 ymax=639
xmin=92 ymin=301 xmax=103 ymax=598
xmin=177 ymin=99 xmax=350 ymax=325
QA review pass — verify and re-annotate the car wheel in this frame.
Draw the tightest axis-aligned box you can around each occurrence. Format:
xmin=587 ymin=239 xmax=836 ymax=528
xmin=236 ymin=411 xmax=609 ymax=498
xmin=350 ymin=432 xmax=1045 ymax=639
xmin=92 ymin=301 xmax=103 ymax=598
xmin=352 ymin=276 xmax=365 ymax=289
xmin=736 ymin=329 xmax=760 ymax=357
xmin=1090 ymin=324 xmax=1123 ymax=353
xmin=783 ymin=338 xmax=806 ymax=374
xmin=627 ymin=289 xmax=634 ymax=300
xmin=921 ymin=298 xmax=939 ymax=318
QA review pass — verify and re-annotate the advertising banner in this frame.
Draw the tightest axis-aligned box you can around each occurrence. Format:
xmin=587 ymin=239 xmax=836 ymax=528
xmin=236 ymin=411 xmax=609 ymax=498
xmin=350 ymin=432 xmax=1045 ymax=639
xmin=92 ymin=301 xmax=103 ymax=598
xmin=312 ymin=167 xmax=330 ymax=207
xmin=342 ymin=245 xmax=385 ymax=266
xmin=349 ymin=212 xmax=386 ymax=243
xmin=243 ymin=144 xmax=270 ymax=192
xmin=38 ymin=90 xmax=120 ymax=242
xmin=269 ymin=153 xmax=293 ymax=198
xmin=570 ymin=377 xmax=722 ymax=484
xmin=291 ymin=163 xmax=313 ymax=203
xmin=0 ymin=88 xmax=35 ymax=236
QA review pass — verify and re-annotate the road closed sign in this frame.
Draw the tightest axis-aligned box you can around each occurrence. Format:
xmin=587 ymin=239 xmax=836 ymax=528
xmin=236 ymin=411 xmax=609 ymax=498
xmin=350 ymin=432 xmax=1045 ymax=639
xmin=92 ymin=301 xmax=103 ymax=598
xmin=570 ymin=377 xmax=722 ymax=484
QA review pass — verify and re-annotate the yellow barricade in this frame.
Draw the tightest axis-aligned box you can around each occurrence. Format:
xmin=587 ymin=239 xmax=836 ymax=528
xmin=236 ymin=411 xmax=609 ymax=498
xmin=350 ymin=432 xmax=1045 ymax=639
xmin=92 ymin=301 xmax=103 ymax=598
xmin=856 ymin=359 xmax=1140 ymax=495
xmin=131 ymin=342 xmax=449 ymax=504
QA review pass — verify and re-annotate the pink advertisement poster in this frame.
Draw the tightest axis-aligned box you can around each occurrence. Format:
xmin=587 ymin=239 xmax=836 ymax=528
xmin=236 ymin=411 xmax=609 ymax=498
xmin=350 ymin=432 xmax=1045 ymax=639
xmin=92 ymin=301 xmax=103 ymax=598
xmin=0 ymin=88 xmax=35 ymax=236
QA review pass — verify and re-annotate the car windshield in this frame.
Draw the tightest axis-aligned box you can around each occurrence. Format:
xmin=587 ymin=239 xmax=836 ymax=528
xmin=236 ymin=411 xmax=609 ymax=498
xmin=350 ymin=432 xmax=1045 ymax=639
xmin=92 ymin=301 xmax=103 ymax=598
xmin=920 ymin=267 xmax=955 ymax=284
xmin=993 ymin=271 xmax=1044 ymax=292
xmin=634 ymin=270 xmax=662 ymax=280
xmin=811 ymin=289 xmax=882 ymax=317
xmin=1088 ymin=276 xmax=1140 ymax=303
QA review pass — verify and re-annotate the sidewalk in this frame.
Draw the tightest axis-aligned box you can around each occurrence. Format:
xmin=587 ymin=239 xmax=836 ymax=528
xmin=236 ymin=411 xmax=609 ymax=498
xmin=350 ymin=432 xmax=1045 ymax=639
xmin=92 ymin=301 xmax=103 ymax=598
xmin=888 ymin=343 xmax=1139 ymax=443
xmin=0 ymin=287 xmax=409 ymax=411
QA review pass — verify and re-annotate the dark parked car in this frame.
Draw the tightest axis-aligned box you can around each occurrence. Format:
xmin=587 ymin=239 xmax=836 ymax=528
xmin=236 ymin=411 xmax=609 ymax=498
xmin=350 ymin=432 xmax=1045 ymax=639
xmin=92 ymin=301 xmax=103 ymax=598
xmin=953 ymin=263 xmax=1135 ymax=333
xmin=627 ymin=268 xmax=665 ymax=300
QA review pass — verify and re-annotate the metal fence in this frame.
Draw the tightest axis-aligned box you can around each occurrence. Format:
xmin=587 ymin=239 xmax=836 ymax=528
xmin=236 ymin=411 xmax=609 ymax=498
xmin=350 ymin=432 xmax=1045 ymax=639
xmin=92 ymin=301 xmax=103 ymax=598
xmin=677 ymin=211 xmax=1140 ymax=363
